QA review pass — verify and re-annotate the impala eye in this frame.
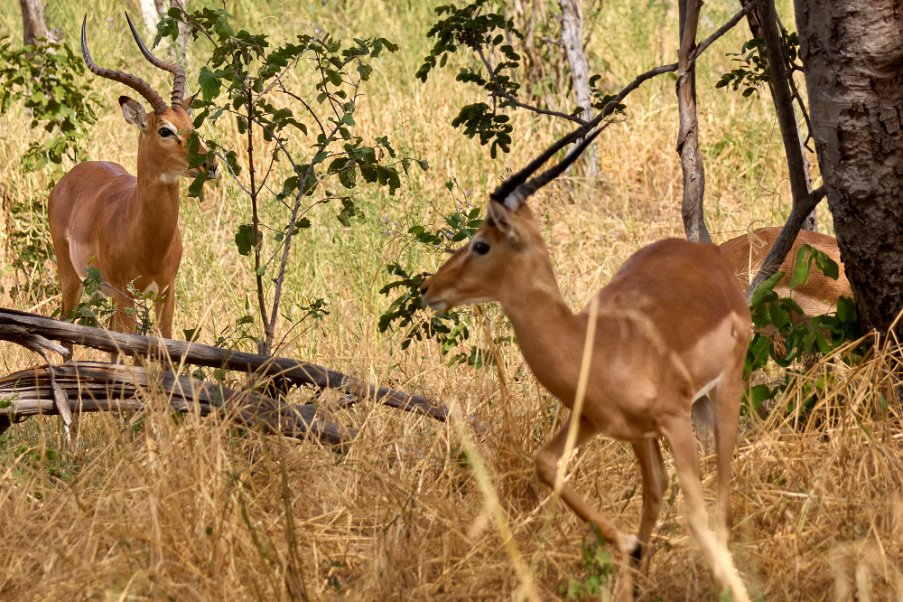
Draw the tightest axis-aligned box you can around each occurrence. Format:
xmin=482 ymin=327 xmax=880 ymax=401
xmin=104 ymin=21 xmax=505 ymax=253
xmin=472 ymin=241 xmax=490 ymax=255
xmin=159 ymin=128 xmax=174 ymax=138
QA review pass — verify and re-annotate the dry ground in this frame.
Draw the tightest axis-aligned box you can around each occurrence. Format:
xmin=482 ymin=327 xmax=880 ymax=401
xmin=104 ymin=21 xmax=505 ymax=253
xmin=0 ymin=1 xmax=900 ymax=600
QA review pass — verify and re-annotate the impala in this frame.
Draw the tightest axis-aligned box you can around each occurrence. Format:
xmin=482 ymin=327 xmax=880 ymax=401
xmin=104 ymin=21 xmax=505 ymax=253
xmin=48 ymin=15 xmax=215 ymax=340
xmin=421 ymin=128 xmax=751 ymax=600
xmin=720 ymin=226 xmax=851 ymax=317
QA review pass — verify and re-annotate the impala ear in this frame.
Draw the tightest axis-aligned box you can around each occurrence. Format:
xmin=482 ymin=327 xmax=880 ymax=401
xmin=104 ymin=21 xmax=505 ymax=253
xmin=119 ymin=95 xmax=148 ymax=130
xmin=183 ymin=90 xmax=200 ymax=115
xmin=486 ymin=201 xmax=519 ymax=245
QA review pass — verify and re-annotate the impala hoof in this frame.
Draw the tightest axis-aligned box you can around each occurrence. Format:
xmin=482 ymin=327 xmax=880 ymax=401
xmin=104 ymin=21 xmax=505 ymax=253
xmin=619 ymin=533 xmax=640 ymax=557
xmin=629 ymin=540 xmax=643 ymax=563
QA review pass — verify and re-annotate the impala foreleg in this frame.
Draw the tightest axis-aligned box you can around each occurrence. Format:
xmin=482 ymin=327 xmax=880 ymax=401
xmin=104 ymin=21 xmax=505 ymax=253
xmin=664 ymin=414 xmax=750 ymax=602
xmin=536 ymin=416 xmax=640 ymax=598
xmin=155 ymin=286 xmax=175 ymax=339
xmin=536 ymin=416 xmax=636 ymax=551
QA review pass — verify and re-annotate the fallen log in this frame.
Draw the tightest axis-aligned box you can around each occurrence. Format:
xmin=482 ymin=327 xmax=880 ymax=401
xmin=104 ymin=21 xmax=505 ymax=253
xmin=0 ymin=308 xmax=448 ymax=421
xmin=0 ymin=361 xmax=353 ymax=445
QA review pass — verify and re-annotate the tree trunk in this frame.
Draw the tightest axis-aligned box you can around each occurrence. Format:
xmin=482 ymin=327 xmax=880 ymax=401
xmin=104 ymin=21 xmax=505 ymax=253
xmin=794 ymin=1 xmax=903 ymax=337
xmin=558 ymin=0 xmax=599 ymax=178
xmin=676 ymin=0 xmax=710 ymax=243
xmin=19 ymin=0 xmax=52 ymax=46
xmin=740 ymin=0 xmax=817 ymax=231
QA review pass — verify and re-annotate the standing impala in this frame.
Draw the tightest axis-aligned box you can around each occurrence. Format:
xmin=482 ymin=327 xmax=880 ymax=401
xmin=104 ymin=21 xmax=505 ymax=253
xmin=421 ymin=127 xmax=752 ymax=600
xmin=48 ymin=15 xmax=214 ymax=338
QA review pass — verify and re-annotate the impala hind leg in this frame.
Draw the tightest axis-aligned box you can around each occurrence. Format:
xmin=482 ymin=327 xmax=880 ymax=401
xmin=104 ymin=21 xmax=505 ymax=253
xmin=630 ymin=438 xmax=667 ymax=568
xmin=710 ymin=371 xmax=742 ymax=546
xmin=535 ymin=416 xmax=638 ymax=597
xmin=664 ymin=415 xmax=750 ymax=602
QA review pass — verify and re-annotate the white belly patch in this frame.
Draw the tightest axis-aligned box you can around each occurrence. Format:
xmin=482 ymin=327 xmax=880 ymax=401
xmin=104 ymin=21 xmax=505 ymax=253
xmin=693 ymin=372 xmax=723 ymax=402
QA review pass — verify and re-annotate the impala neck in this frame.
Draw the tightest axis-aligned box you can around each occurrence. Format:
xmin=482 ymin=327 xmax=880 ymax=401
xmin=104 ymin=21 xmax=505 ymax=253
xmin=133 ymin=143 xmax=182 ymax=257
xmin=497 ymin=246 xmax=587 ymax=403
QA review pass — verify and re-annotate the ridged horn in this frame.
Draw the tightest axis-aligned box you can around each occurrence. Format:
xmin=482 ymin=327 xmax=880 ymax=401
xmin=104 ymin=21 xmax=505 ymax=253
xmin=490 ymin=120 xmax=606 ymax=211
xmin=81 ymin=15 xmax=168 ymax=114
xmin=124 ymin=12 xmax=186 ymax=109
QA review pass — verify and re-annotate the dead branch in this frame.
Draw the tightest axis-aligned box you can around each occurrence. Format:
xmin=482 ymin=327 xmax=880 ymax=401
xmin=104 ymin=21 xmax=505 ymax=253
xmin=0 ymin=361 xmax=353 ymax=446
xmin=0 ymin=308 xmax=448 ymax=422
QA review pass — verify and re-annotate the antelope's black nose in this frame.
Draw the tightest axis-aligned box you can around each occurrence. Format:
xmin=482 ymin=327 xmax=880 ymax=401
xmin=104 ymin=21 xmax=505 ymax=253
xmin=419 ymin=272 xmax=431 ymax=295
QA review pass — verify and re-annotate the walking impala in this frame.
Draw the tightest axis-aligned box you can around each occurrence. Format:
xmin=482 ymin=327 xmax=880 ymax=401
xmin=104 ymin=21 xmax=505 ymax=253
xmin=421 ymin=128 xmax=751 ymax=600
xmin=48 ymin=15 xmax=215 ymax=338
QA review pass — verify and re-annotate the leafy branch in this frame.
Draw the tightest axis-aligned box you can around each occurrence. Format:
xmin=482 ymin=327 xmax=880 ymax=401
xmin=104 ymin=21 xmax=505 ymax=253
xmin=157 ymin=7 xmax=422 ymax=356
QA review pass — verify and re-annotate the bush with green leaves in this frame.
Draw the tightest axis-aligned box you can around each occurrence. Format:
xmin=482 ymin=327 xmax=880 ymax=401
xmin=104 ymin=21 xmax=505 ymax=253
xmin=416 ymin=0 xmax=618 ymax=157
xmin=377 ymin=183 xmax=499 ymax=367
xmin=155 ymin=7 xmax=422 ymax=355
xmin=744 ymin=244 xmax=863 ymax=418
xmin=0 ymin=38 xmax=104 ymax=304
xmin=0 ymin=38 xmax=102 ymax=169
xmin=560 ymin=530 xmax=614 ymax=599
xmin=717 ymin=32 xmax=801 ymax=97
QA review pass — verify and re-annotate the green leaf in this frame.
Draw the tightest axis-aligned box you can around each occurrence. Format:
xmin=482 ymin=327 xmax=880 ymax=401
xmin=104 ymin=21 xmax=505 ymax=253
xmin=790 ymin=245 xmax=814 ymax=288
xmin=338 ymin=166 xmax=356 ymax=189
xmin=836 ymin=296 xmax=856 ymax=323
xmin=813 ymin=248 xmax=840 ymax=280
xmin=187 ymin=174 xmax=206 ymax=199
xmin=234 ymin=224 xmax=260 ymax=256
xmin=750 ymin=271 xmax=785 ymax=307
xmin=747 ymin=384 xmax=772 ymax=414
xmin=198 ymin=67 xmax=222 ymax=100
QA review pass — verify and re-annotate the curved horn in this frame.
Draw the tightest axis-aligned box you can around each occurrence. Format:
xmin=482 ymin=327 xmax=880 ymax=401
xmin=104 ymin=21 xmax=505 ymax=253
xmin=489 ymin=121 xmax=593 ymax=205
xmin=81 ymin=15 xmax=168 ymax=114
xmin=124 ymin=12 xmax=186 ymax=109
xmin=494 ymin=123 xmax=607 ymax=211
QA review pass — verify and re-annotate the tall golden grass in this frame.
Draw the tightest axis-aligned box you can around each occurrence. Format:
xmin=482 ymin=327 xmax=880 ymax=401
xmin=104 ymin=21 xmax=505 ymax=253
xmin=0 ymin=1 xmax=900 ymax=600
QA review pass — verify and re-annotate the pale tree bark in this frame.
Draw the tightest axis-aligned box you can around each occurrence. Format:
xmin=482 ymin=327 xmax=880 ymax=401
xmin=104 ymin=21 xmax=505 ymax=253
xmin=558 ymin=0 xmax=599 ymax=178
xmin=19 ymin=0 xmax=55 ymax=46
xmin=676 ymin=0 xmax=710 ymax=243
xmin=140 ymin=0 xmax=169 ymax=33
xmin=139 ymin=0 xmax=190 ymax=62
xmin=794 ymin=0 xmax=903 ymax=338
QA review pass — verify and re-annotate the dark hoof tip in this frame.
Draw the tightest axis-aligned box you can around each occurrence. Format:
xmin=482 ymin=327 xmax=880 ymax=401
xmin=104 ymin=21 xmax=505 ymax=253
xmin=629 ymin=542 xmax=643 ymax=563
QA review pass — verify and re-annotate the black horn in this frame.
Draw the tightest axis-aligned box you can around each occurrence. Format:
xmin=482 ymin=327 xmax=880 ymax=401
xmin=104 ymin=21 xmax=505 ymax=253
xmin=491 ymin=120 xmax=609 ymax=211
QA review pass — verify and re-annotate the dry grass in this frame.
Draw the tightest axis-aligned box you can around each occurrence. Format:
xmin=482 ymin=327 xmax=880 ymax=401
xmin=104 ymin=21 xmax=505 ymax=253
xmin=0 ymin=1 xmax=901 ymax=600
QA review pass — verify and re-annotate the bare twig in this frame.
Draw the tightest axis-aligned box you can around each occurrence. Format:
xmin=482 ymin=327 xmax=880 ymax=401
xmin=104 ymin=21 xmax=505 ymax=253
xmin=475 ymin=46 xmax=587 ymax=126
xmin=745 ymin=187 xmax=826 ymax=302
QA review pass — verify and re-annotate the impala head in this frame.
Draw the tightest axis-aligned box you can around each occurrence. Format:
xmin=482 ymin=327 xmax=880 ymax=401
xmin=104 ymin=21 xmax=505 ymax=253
xmin=421 ymin=121 xmax=606 ymax=313
xmin=81 ymin=14 xmax=217 ymax=183
xmin=421 ymin=202 xmax=545 ymax=312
